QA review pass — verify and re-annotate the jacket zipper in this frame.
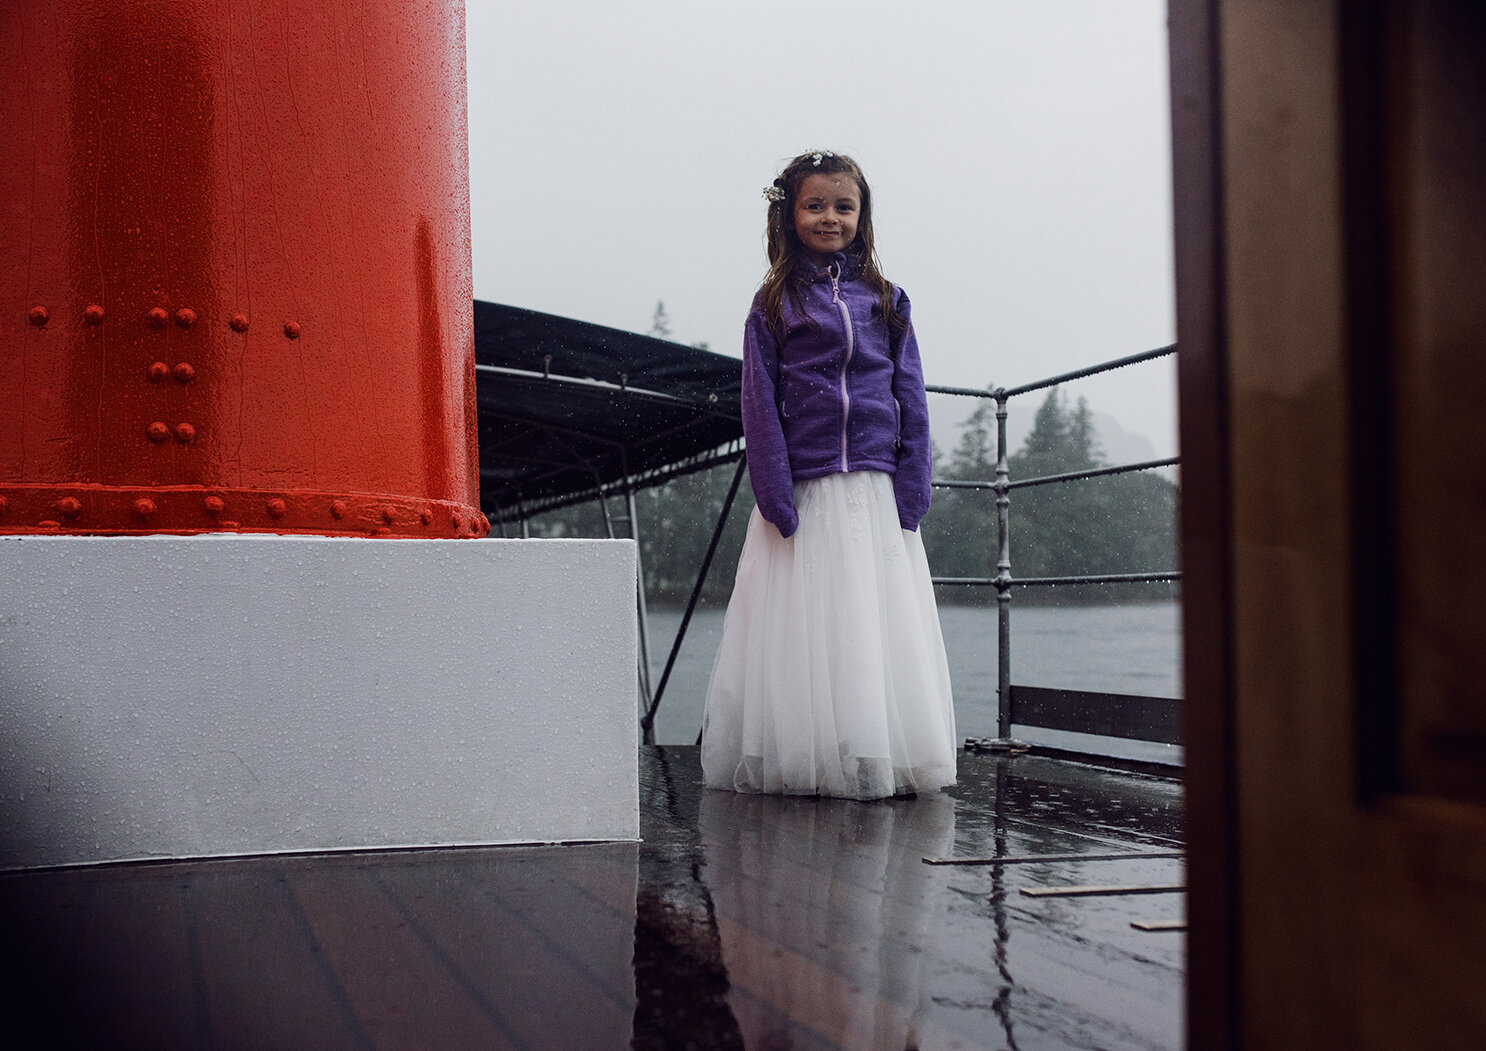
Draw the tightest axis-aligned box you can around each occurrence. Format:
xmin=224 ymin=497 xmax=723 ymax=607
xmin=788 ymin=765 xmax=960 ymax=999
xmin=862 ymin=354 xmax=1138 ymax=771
xmin=829 ymin=264 xmax=854 ymax=472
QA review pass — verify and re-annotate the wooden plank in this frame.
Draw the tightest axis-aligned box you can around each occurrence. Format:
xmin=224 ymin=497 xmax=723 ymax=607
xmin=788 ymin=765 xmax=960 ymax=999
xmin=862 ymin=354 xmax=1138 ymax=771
xmin=191 ymin=868 xmax=377 ymax=1051
xmin=288 ymin=866 xmax=525 ymax=1050
xmin=1132 ymin=920 xmax=1189 ymax=932
xmin=1020 ymin=884 xmax=1187 ymax=898
xmin=374 ymin=849 xmax=637 ymax=1051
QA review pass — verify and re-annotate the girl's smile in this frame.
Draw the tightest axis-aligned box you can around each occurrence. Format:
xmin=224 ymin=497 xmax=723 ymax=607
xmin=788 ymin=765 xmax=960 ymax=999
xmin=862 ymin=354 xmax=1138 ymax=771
xmin=793 ymin=173 xmax=861 ymax=264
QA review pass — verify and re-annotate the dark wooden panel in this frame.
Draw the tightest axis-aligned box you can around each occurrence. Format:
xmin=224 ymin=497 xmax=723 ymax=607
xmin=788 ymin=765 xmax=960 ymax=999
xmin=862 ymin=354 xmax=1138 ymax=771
xmin=1011 ymin=685 xmax=1183 ymax=744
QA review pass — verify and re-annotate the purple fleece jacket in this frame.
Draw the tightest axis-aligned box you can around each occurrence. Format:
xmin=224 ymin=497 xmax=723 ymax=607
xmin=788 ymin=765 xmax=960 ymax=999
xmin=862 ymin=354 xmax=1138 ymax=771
xmin=741 ymin=251 xmax=932 ymax=538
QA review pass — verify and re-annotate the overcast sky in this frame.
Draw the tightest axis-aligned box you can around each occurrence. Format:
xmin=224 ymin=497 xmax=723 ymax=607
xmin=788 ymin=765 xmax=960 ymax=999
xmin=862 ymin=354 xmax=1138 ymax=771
xmin=465 ymin=1 xmax=1177 ymax=458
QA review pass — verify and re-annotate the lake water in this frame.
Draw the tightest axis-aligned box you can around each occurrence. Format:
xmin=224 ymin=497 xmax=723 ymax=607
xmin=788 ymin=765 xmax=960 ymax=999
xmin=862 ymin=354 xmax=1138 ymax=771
xmin=644 ymin=599 xmax=1183 ymax=754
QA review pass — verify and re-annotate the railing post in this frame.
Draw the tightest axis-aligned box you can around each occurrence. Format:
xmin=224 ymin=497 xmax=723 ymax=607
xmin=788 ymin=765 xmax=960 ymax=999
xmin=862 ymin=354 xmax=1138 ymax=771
xmin=930 ymin=346 xmax=1180 ymax=756
xmin=994 ymin=387 xmax=1015 ymax=741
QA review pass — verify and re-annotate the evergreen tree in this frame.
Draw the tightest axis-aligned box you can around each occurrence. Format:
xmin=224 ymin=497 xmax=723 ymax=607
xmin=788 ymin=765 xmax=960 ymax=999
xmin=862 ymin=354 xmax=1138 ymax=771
xmin=1016 ymin=387 xmax=1067 ymax=473
xmin=1069 ymin=395 xmax=1103 ymax=469
xmin=921 ymin=393 xmax=1000 ymax=589
xmin=1002 ymin=387 xmax=1176 ymax=601
xmin=649 ymin=301 xmax=672 ymax=340
xmin=636 ymin=461 xmax=754 ymax=606
xmin=1013 ymin=386 xmax=1104 ymax=477
xmin=947 ymin=398 xmax=997 ymax=479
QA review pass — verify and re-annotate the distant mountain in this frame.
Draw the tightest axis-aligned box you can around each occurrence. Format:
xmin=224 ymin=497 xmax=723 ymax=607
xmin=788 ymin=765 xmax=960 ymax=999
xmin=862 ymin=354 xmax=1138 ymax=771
xmin=1091 ymin=410 xmax=1158 ymax=466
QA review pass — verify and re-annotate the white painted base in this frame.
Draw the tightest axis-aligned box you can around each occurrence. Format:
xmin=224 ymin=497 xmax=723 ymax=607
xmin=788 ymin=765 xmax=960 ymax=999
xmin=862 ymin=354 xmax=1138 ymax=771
xmin=0 ymin=535 xmax=639 ymax=869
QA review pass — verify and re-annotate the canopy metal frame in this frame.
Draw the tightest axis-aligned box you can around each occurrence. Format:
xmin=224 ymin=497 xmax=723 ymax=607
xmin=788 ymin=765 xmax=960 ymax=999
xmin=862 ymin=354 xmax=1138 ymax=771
xmin=473 ymin=300 xmax=746 ymax=734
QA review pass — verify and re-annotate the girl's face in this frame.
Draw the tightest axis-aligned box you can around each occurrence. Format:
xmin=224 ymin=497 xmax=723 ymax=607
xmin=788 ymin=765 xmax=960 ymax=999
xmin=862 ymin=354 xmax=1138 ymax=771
xmin=793 ymin=173 xmax=861 ymax=264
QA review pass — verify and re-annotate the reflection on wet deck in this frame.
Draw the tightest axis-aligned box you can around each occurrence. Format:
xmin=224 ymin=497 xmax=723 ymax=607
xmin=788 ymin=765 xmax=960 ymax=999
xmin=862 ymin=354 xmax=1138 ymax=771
xmin=2 ymin=746 xmax=1184 ymax=1049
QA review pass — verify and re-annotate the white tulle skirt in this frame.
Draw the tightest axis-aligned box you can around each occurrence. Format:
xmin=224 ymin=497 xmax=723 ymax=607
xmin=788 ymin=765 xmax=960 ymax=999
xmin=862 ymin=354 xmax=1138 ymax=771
xmin=700 ymin=470 xmax=957 ymax=800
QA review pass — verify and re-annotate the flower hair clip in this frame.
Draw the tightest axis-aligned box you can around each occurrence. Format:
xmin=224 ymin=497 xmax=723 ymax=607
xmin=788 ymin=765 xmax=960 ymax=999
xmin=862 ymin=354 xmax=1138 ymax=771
xmin=810 ymin=151 xmax=834 ymax=166
xmin=762 ymin=184 xmax=785 ymax=203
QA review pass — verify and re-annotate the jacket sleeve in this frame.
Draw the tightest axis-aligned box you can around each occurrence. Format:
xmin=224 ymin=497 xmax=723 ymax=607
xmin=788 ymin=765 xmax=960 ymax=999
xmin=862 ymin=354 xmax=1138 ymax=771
xmin=889 ymin=288 xmax=932 ymax=531
xmin=741 ymin=301 xmax=799 ymax=538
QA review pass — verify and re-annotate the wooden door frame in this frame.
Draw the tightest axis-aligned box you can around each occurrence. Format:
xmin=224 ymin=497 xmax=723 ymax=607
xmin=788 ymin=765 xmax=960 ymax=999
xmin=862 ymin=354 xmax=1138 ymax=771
xmin=1168 ymin=2 xmax=1240 ymax=1047
xmin=1171 ymin=3 xmax=1486 ymax=1047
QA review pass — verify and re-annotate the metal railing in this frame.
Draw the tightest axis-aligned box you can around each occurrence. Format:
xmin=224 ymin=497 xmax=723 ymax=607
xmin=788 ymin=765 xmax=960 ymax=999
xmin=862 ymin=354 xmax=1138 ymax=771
xmin=641 ymin=344 xmax=1182 ymax=754
xmin=926 ymin=344 xmax=1181 ymax=752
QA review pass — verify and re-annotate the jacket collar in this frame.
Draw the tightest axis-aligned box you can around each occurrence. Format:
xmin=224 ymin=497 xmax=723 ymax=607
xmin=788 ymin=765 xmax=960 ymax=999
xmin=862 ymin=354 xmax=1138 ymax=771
xmin=798 ymin=248 xmax=862 ymax=283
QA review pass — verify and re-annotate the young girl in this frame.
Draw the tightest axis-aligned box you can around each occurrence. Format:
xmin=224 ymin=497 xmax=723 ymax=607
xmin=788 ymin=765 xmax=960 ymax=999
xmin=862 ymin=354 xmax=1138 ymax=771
xmin=700 ymin=151 xmax=957 ymax=800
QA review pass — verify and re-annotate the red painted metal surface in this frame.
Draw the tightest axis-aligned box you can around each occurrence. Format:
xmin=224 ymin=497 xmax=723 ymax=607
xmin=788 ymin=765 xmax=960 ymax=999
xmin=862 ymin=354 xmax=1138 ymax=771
xmin=0 ymin=1 xmax=485 ymax=537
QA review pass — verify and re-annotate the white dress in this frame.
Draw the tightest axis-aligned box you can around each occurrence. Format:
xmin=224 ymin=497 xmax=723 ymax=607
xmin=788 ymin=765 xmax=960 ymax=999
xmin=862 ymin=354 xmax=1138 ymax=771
xmin=700 ymin=470 xmax=957 ymax=800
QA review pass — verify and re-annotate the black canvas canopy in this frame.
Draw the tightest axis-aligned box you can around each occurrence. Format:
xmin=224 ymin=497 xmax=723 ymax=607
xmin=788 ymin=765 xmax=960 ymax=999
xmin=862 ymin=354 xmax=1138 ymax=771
xmin=473 ymin=300 xmax=744 ymax=523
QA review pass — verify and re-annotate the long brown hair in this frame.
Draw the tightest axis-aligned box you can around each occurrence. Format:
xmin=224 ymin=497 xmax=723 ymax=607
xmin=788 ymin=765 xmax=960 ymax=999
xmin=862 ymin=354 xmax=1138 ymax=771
xmin=759 ymin=151 xmax=903 ymax=337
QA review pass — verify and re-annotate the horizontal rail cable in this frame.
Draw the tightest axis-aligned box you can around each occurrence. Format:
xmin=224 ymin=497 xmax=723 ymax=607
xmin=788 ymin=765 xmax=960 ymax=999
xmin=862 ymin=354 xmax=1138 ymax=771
xmin=924 ymin=383 xmax=996 ymax=398
xmin=930 ymin=478 xmax=999 ymax=492
xmin=1009 ymin=457 xmax=1180 ymax=490
xmin=924 ymin=345 xmax=1176 ymax=402
xmin=933 ymin=457 xmax=1180 ymax=492
xmin=1000 ymin=344 xmax=1177 ymax=398
xmin=1013 ymin=572 xmax=1183 ymax=586
xmin=931 ymin=572 xmax=1182 ymax=587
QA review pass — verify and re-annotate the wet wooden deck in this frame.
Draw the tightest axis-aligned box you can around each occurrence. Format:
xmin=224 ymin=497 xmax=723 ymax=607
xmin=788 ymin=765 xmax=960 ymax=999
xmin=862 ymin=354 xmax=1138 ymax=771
xmin=1 ymin=746 xmax=1185 ymax=1050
